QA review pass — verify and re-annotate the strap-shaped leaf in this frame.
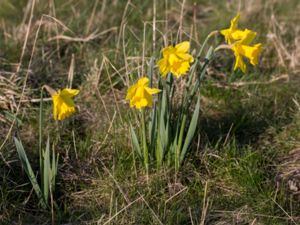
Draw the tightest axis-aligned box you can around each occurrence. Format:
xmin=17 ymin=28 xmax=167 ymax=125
xmin=129 ymin=123 xmax=142 ymax=158
xmin=42 ymin=137 xmax=51 ymax=204
xmin=159 ymin=90 xmax=167 ymax=149
xmin=51 ymin=145 xmax=59 ymax=192
xmin=14 ymin=137 xmax=47 ymax=208
xmin=148 ymin=105 xmax=157 ymax=152
xmin=180 ymin=96 xmax=200 ymax=162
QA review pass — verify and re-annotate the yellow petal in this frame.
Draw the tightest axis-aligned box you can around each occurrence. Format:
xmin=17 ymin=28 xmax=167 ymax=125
xmin=233 ymin=45 xmax=247 ymax=73
xmin=135 ymin=98 xmax=148 ymax=109
xmin=162 ymin=46 xmax=175 ymax=58
xmin=176 ymin=52 xmax=194 ymax=62
xmin=126 ymin=83 xmax=138 ymax=100
xmin=168 ymin=54 xmax=179 ymax=65
xmin=239 ymin=29 xmax=257 ymax=45
xmin=240 ymin=43 xmax=262 ymax=65
xmin=51 ymin=88 xmax=78 ymax=120
xmin=170 ymin=60 xmax=190 ymax=78
xmin=60 ymin=88 xmax=80 ymax=97
xmin=230 ymin=14 xmax=240 ymax=30
xmin=158 ymin=58 xmax=169 ymax=77
xmin=175 ymin=41 xmax=190 ymax=53
xmin=144 ymin=87 xmax=161 ymax=95
xmin=52 ymin=94 xmax=61 ymax=120
xmin=234 ymin=53 xmax=246 ymax=73
xmin=133 ymin=87 xmax=144 ymax=103
xmin=220 ymin=29 xmax=232 ymax=44
xmin=126 ymin=76 xmax=161 ymax=109
xmin=137 ymin=77 xmax=149 ymax=86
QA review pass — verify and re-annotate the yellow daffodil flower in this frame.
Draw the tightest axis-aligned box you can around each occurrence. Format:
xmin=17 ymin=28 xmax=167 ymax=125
xmin=221 ymin=14 xmax=263 ymax=73
xmin=126 ymin=77 xmax=161 ymax=109
xmin=220 ymin=14 xmax=256 ymax=45
xmin=232 ymin=43 xmax=262 ymax=73
xmin=158 ymin=41 xmax=194 ymax=78
xmin=220 ymin=14 xmax=241 ymax=44
xmin=51 ymin=88 xmax=80 ymax=120
xmin=230 ymin=25 xmax=263 ymax=73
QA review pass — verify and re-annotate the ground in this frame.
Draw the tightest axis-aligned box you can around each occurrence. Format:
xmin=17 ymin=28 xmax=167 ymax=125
xmin=1 ymin=0 xmax=300 ymax=224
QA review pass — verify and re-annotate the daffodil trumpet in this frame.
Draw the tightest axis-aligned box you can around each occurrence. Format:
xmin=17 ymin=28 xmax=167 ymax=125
xmin=43 ymin=85 xmax=80 ymax=121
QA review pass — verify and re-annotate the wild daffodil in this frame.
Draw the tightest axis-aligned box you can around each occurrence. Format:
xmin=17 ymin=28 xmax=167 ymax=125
xmin=126 ymin=77 xmax=161 ymax=109
xmin=44 ymin=86 xmax=80 ymax=120
xmin=158 ymin=41 xmax=194 ymax=78
xmin=220 ymin=14 xmax=256 ymax=45
xmin=232 ymin=43 xmax=262 ymax=73
xmin=232 ymin=24 xmax=262 ymax=73
xmin=221 ymin=15 xmax=263 ymax=73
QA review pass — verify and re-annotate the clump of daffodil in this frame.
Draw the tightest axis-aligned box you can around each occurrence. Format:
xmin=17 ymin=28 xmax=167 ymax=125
xmin=157 ymin=41 xmax=194 ymax=78
xmin=44 ymin=85 xmax=79 ymax=120
xmin=126 ymin=77 xmax=161 ymax=109
xmin=220 ymin=14 xmax=263 ymax=73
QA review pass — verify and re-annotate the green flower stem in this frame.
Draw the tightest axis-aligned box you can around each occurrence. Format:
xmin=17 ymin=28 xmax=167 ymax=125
xmin=189 ymin=52 xmax=212 ymax=101
xmin=183 ymin=31 xmax=218 ymax=111
xmin=39 ymin=89 xmax=44 ymax=174
xmin=197 ymin=30 xmax=219 ymax=58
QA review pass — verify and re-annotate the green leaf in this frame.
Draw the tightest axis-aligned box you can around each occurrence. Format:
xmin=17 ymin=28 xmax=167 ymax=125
xmin=129 ymin=123 xmax=142 ymax=158
xmin=14 ymin=137 xmax=47 ymax=209
xmin=51 ymin=145 xmax=59 ymax=192
xmin=148 ymin=105 xmax=157 ymax=152
xmin=180 ymin=96 xmax=200 ymax=163
xmin=159 ymin=90 xmax=167 ymax=149
xmin=42 ymin=137 xmax=51 ymax=205
xmin=4 ymin=111 xmax=23 ymax=126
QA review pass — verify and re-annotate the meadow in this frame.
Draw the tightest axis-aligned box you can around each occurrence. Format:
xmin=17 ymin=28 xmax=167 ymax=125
xmin=1 ymin=0 xmax=300 ymax=224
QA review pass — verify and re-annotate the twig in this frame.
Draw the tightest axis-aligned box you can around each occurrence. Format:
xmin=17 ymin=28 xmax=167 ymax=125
xmin=102 ymin=196 xmax=143 ymax=225
xmin=98 ymin=159 xmax=130 ymax=204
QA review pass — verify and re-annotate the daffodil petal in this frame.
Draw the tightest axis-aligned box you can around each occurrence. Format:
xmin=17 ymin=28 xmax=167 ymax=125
xmin=158 ymin=58 xmax=169 ymax=77
xmin=175 ymin=41 xmax=190 ymax=53
xmin=60 ymin=88 xmax=80 ymax=97
xmin=137 ymin=77 xmax=149 ymax=86
xmin=126 ymin=83 xmax=138 ymax=100
xmin=51 ymin=88 xmax=78 ymax=120
xmin=233 ymin=46 xmax=247 ymax=73
xmin=240 ymin=43 xmax=262 ymax=65
xmin=240 ymin=29 xmax=257 ymax=45
xmin=144 ymin=87 xmax=161 ymax=95
xmin=126 ymin=77 xmax=160 ymax=109
xmin=230 ymin=14 xmax=240 ymax=30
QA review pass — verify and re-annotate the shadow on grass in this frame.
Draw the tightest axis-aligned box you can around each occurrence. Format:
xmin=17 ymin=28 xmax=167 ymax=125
xmin=198 ymin=76 xmax=297 ymax=147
